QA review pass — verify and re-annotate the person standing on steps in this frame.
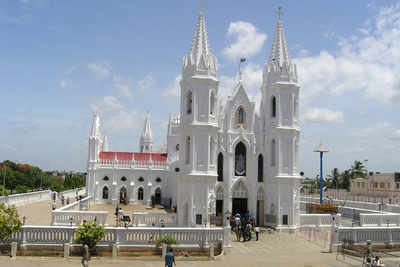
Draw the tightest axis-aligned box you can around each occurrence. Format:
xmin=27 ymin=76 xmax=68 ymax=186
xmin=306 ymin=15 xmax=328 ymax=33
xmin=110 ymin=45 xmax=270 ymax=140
xmin=255 ymin=226 xmax=260 ymax=241
xmin=165 ymin=248 xmax=176 ymax=267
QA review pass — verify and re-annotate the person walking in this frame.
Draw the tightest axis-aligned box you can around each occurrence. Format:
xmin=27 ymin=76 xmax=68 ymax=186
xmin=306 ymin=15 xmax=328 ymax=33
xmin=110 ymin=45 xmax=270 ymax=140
xmin=61 ymin=195 xmax=65 ymax=206
xmin=81 ymin=244 xmax=90 ymax=267
xmin=52 ymin=201 xmax=57 ymax=210
xmin=165 ymin=248 xmax=176 ymax=267
xmin=255 ymin=226 xmax=260 ymax=241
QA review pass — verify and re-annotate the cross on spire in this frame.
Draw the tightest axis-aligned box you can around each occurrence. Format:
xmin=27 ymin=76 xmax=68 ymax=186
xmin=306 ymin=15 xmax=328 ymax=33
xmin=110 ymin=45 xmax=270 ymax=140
xmin=198 ymin=0 xmax=205 ymax=12
xmin=277 ymin=6 xmax=283 ymax=20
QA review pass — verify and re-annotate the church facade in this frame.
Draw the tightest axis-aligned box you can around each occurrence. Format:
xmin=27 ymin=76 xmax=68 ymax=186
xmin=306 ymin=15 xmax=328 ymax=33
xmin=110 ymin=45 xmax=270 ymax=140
xmin=86 ymin=11 xmax=301 ymax=231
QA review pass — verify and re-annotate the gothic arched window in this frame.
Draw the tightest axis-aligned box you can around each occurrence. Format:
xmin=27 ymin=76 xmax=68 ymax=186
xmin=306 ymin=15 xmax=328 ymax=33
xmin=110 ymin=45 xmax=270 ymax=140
xmin=235 ymin=142 xmax=246 ymax=176
xmin=186 ymin=136 xmax=191 ymax=164
xmin=272 ymin=96 xmax=277 ymax=118
xmin=186 ymin=91 xmax=193 ymax=115
xmin=258 ymin=154 xmax=264 ymax=182
xmin=156 ymin=177 xmax=162 ymax=183
xmin=210 ymin=91 xmax=215 ymax=115
xmin=217 ymin=153 xmax=223 ymax=182
xmin=102 ymin=186 xmax=109 ymax=199
xmin=138 ymin=177 xmax=144 ymax=182
xmin=103 ymin=176 xmax=109 ymax=181
xmin=209 ymin=137 xmax=214 ymax=164
xmin=138 ymin=187 xmax=144 ymax=200
xmin=271 ymin=139 xmax=277 ymax=167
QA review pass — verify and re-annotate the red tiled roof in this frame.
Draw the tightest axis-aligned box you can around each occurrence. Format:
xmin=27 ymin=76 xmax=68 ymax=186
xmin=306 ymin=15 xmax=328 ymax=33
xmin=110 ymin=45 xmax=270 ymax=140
xmin=99 ymin=152 xmax=167 ymax=162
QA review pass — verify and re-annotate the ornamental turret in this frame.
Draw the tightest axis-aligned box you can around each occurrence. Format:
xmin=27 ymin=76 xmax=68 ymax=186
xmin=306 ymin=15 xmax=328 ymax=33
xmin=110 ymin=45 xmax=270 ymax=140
xmin=139 ymin=115 xmax=153 ymax=153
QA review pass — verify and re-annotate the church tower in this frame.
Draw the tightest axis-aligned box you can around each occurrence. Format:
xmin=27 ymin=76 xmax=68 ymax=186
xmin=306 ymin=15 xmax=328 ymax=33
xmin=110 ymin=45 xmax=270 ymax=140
xmin=139 ymin=115 xmax=153 ymax=153
xmin=261 ymin=9 xmax=301 ymax=230
xmin=177 ymin=11 xmax=219 ymax=226
xmin=87 ymin=113 xmax=103 ymax=199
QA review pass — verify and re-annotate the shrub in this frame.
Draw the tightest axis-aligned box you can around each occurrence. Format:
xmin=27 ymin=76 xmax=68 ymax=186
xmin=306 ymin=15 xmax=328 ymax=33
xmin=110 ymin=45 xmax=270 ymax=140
xmin=74 ymin=221 xmax=106 ymax=249
xmin=155 ymin=235 xmax=179 ymax=246
xmin=0 ymin=203 xmax=22 ymax=241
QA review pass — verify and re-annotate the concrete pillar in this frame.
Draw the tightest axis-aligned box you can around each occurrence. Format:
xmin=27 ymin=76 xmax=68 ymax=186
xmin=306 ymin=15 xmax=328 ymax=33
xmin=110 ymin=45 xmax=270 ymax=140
xmin=162 ymin=243 xmax=167 ymax=258
xmin=11 ymin=242 xmax=17 ymax=259
xmin=223 ymin=226 xmax=232 ymax=254
xmin=209 ymin=243 xmax=215 ymax=259
xmin=64 ymin=243 xmax=70 ymax=258
xmin=112 ymin=244 xmax=118 ymax=259
xmin=329 ymin=224 xmax=339 ymax=253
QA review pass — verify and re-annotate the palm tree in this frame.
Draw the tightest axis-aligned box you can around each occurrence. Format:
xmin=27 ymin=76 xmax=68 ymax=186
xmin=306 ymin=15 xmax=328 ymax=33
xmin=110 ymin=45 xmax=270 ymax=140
xmin=350 ymin=160 xmax=366 ymax=179
xmin=342 ymin=170 xmax=351 ymax=191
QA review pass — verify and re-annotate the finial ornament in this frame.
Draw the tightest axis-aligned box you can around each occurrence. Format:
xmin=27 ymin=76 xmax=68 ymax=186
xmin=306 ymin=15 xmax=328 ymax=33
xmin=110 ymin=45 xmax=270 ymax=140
xmin=198 ymin=0 xmax=205 ymax=12
xmin=277 ymin=6 xmax=283 ymax=20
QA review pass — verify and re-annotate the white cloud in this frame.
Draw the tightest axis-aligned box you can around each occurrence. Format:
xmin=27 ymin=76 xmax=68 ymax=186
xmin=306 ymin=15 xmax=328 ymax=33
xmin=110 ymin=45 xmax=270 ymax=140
xmin=303 ymin=108 xmax=344 ymax=124
xmin=295 ymin=4 xmax=400 ymax=106
xmin=59 ymin=80 xmax=68 ymax=88
xmin=137 ymin=75 xmax=156 ymax=92
xmin=163 ymin=75 xmax=181 ymax=97
xmin=103 ymin=109 xmax=145 ymax=133
xmin=88 ymin=61 xmax=111 ymax=79
xmin=91 ymin=96 xmax=124 ymax=113
xmin=113 ymin=75 xmax=133 ymax=99
xmin=223 ymin=21 xmax=267 ymax=61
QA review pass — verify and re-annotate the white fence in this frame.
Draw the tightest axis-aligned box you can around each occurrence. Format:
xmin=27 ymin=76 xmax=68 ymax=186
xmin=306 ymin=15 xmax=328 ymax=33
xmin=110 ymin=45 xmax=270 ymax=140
xmin=301 ymin=196 xmax=400 ymax=214
xmin=0 ymin=190 xmax=51 ymax=207
xmin=51 ymin=196 xmax=107 ymax=226
xmin=132 ymin=212 xmax=177 ymax=227
xmin=338 ymin=227 xmax=400 ymax=245
xmin=6 ymin=225 xmax=225 ymax=247
xmin=300 ymin=214 xmax=342 ymax=227
xmin=59 ymin=188 xmax=86 ymax=200
xmin=360 ymin=213 xmax=400 ymax=226
xmin=98 ymin=160 xmax=167 ymax=170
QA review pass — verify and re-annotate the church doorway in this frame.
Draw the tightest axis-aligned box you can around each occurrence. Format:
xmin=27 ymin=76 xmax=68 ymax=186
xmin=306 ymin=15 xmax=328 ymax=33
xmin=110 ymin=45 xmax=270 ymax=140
xmin=232 ymin=198 xmax=247 ymax=215
xmin=155 ymin=188 xmax=161 ymax=205
xmin=120 ymin=187 xmax=127 ymax=204
xmin=231 ymin=181 xmax=248 ymax=215
xmin=215 ymin=186 xmax=224 ymax=226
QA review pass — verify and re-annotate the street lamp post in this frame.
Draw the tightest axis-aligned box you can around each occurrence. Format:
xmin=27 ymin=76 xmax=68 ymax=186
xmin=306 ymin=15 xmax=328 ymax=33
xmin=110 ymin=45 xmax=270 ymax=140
xmin=314 ymin=143 xmax=329 ymax=204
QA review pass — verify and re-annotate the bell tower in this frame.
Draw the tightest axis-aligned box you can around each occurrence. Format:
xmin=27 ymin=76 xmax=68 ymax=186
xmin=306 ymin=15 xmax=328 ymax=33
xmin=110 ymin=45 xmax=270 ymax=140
xmin=177 ymin=11 xmax=219 ymax=226
xmin=261 ymin=8 xmax=301 ymax=230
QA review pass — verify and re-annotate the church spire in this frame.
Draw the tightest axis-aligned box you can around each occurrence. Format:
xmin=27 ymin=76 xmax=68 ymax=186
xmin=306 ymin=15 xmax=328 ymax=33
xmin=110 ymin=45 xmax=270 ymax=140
xmin=269 ymin=7 xmax=290 ymax=67
xmin=183 ymin=11 xmax=218 ymax=78
xmin=263 ymin=7 xmax=297 ymax=85
xmin=90 ymin=113 xmax=101 ymax=138
xmin=139 ymin=114 xmax=153 ymax=153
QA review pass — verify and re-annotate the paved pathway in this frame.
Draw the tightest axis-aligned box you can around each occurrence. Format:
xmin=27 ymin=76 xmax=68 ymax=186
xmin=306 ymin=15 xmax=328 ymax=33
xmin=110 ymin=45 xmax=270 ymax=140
xmin=16 ymin=199 xmax=64 ymax=226
xmin=0 ymin=232 xmax=378 ymax=267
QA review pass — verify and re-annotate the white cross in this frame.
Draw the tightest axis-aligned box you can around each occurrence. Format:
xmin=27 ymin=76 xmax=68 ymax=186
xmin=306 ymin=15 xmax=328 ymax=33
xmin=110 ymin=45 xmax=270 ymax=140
xmin=277 ymin=7 xmax=283 ymax=19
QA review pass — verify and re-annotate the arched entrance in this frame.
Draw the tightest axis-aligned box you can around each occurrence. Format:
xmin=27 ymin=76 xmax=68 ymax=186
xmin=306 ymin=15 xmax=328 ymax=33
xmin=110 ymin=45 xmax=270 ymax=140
xmin=232 ymin=181 xmax=248 ymax=215
xmin=155 ymin=188 xmax=161 ymax=205
xmin=120 ymin=187 xmax=127 ymax=204
xmin=256 ymin=188 xmax=265 ymax=226
xmin=216 ymin=187 xmax=224 ymax=226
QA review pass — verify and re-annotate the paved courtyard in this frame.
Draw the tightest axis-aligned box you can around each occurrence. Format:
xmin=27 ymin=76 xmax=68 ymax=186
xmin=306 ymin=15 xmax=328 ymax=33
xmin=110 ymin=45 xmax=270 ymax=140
xmin=2 ymin=231 xmax=392 ymax=267
xmin=89 ymin=204 xmax=167 ymax=226
xmin=16 ymin=199 xmax=63 ymax=226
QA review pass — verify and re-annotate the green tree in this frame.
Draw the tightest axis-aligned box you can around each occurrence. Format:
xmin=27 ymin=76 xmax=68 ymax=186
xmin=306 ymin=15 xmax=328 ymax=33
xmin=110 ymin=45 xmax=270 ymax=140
xmin=0 ymin=203 xmax=22 ymax=241
xmin=74 ymin=221 xmax=106 ymax=249
xmin=350 ymin=160 xmax=366 ymax=179
xmin=341 ymin=169 xmax=351 ymax=191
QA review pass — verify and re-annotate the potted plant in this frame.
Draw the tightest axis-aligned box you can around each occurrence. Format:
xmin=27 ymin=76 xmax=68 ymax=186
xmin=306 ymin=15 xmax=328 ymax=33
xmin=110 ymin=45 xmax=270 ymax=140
xmin=74 ymin=221 xmax=106 ymax=256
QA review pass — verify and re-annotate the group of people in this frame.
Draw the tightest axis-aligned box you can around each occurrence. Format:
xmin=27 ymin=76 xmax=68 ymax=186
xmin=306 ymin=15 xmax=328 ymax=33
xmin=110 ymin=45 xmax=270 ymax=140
xmin=230 ymin=212 xmax=260 ymax=242
xmin=364 ymin=256 xmax=383 ymax=267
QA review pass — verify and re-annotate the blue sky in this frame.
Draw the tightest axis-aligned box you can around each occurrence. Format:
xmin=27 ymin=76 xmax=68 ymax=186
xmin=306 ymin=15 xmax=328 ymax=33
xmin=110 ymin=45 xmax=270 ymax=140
xmin=0 ymin=0 xmax=399 ymax=178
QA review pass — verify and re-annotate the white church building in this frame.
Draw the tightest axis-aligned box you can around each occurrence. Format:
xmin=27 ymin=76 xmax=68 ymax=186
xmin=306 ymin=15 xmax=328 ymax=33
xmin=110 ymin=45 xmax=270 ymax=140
xmin=86 ymin=11 xmax=301 ymax=230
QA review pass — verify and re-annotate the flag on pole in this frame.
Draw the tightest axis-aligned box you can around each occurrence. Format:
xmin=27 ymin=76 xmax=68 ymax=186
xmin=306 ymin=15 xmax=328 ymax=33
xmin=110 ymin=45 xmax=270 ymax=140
xmin=240 ymin=58 xmax=246 ymax=62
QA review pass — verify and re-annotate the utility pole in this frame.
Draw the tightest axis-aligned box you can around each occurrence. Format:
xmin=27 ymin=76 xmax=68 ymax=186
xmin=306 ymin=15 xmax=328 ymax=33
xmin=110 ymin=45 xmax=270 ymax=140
xmin=2 ymin=162 xmax=5 ymax=196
